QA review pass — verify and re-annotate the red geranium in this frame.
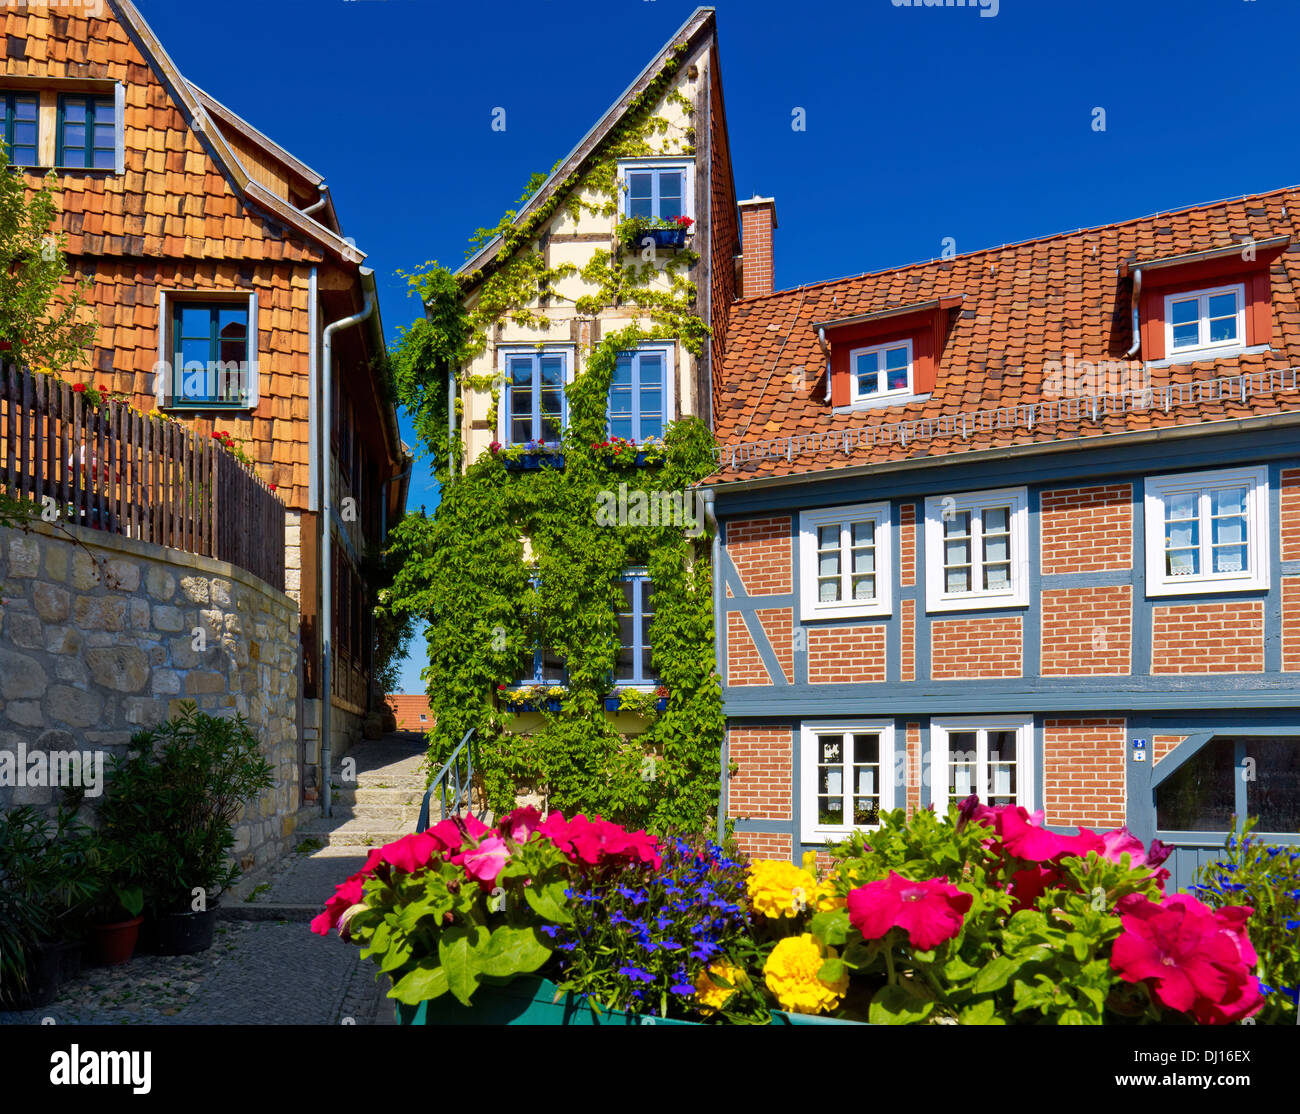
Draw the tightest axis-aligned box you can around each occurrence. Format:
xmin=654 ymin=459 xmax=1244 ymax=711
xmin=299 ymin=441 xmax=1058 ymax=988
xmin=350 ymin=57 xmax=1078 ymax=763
xmin=1111 ymin=893 xmax=1263 ymax=1024
xmin=71 ymin=382 xmax=86 ymax=393
xmin=847 ymin=871 xmax=972 ymax=951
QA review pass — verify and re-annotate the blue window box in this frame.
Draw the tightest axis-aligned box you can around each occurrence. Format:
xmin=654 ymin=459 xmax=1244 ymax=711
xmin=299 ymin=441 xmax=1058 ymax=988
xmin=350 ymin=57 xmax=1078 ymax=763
xmin=394 ymin=975 xmax=864 ymax=1026
xmin=603 ymin=697 xmax=668 ymax=713
xmin=503 ymin=453 xmax=565 ymax=472
xmin=505 ymin=699 xmax=563 ymax=713
xmin=625 ymin=227 xmax=687 ymax=250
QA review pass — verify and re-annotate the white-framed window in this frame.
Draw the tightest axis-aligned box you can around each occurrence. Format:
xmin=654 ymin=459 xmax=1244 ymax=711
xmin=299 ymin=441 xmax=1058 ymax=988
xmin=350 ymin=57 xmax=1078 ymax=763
xmin=496 ymin=345 xmax=574 ymax=448
xmin=798 ymin=502 xmax=892 ymax=621
xmin=849 ymin=339 xmax=912 ymax=403
xmin=931 ymin=716 xmax=1034 ymax=815
xmin=1164 ymin=284 xmax=1246 ymax=361
xmin=923 ymin=487 xmax=1029 ymax=612
xmin=156 ymin=290 xmax=259 ymax=410
xmin=800 ymin=720 xmax=896 ymax=844
xmin=617 ymin=158 xmax=694 ymax=223
xmin=1143 ymin=465 xmax=1269 ymax=595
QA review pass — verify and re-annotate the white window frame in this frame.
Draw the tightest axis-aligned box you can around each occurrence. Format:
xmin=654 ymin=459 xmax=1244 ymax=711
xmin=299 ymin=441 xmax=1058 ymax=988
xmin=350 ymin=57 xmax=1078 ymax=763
xmin=800 ymin=719 xmax=897 ymax=844
xmin=1143 ymin=465 xmax=1269 ymax=596
xmin=930 ymin=715 xmax=1035 ymax=815
xmin=495 ymin=345 xmax=575 ymax=448
xmin=616 ymin=157 xmax=695 ymax=223
xmin=1163 ymin=283 xmax=1247 ymax=362
xmin=798 ymin=502 xmax=893 ymax=621
xmin=848 ymin=339 xmax=913 ymax=404
xmin=924 ymin=486 xmax=1029 ymax=612
xmin=156 ymin=289 xmax=260 ymax=410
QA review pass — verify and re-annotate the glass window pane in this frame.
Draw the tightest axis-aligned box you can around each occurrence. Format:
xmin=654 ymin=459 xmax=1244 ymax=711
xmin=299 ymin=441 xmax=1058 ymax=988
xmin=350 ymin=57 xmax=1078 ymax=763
xmin=818 ymin=735 xmax=845 ymax=825
xmin=14 ymin=96 xmax=37 ymax=121
xmin=855 ymin=351 xmax=879 ymax=395
xmin=1207 ymin=292 xmax=1237 ymax=319
xmin=1172 ymin=323 xmax=1199 ymax=349
xmin=627 ymin=172 xmax=653 ymax=219
xmin=1243 ymin=738 xmax=1300 ymax=833
xmin=1209 ymin=315 xmax=1238 ymax=344
xmin=509 ymin=358 xmax=533 ymax=387
xmin=1170 ymin=298 xmax=1198 ymax=326
xmin=948 ymin=732 xmax=978 ymax=798
xmin=62 ymin=99 xmax=86 ymax=124
xmin=1211 ymin=486 xmax=1246 ymax=518
xmin=539 ymin=356 xmax=564 ymax=386
xmin=1155 ymin=739 xmax=1235 ymax=831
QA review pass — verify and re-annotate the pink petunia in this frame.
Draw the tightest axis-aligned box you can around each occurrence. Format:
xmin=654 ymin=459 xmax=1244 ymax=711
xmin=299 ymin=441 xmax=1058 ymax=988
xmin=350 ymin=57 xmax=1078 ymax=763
xmin=452 ymin=834 xmax=510 ymax=886
xmin=499 ymin=806 xmax=544 ymax=844
xmin=847 ymin=871 xmax=972 ymax=951
xmin=998 ymin=808 xmax=1103 ymax=862
xmin=310 ymin=876 xmax=365 ymax=936
xmin=378 ymin=831 xmax=445 ymax=874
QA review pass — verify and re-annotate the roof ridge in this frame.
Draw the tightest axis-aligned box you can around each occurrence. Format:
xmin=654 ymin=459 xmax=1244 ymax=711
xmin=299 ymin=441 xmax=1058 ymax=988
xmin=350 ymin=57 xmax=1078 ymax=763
xmin=738 ymin=182 xmax=1300 ymax=308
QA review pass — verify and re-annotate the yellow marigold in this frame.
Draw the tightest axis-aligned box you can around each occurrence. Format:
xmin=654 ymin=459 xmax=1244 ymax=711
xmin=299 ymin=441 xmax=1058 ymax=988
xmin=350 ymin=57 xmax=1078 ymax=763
xmin=763 ymin=933 xmax=848 ymax=1014
xmin=747 ymin=859 xmax=818 ymax=919
xmin=694 ymin=960 xmax=747 ymax=1015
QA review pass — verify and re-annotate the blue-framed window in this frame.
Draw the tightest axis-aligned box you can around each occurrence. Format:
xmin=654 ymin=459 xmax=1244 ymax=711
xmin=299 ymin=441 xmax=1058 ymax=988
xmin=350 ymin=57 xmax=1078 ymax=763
xmin=516 ymin=573 xmax=566 ymax=686
xmin=615 ymin=571 xmax=656 ymax=686
xmin=621 ymin=162 xmax=689 ymax=222
xmin=1 ymin=93 xmax=39 ymax=167
xmin=1156 ymin=736 xmax=1300 ymax=834
xmin=608 ymin=347 xmax=669 ymax=441
xmin=57 ymin=94 xmax=116 ymax=169
xmin=502 ymin=349 xmax=567 ymax=446
xmin=168 ymin=299 xmax=253 ymax=408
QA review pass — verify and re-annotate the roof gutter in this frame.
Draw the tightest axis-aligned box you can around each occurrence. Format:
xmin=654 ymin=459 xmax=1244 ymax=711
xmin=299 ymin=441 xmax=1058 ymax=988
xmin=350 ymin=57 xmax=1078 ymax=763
xmin=706 ymin=409 xmax=1300 ymax=499
xmin=320 ymin=273 xmax=376 ymax=820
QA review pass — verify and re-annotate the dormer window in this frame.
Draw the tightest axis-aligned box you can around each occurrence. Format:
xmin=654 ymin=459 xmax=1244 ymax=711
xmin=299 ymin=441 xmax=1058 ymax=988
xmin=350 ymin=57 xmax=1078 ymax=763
xmin=1165 ymin=284 xmax=1245 ymax=359
xmin=850 ymin=340 xmax=912 ymax=403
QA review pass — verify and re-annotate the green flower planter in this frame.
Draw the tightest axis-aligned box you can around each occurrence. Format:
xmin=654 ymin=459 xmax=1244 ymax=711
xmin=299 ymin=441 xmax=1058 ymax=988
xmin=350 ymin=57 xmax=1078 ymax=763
xmin=394 ymin=976 xmax=863 ymax=1025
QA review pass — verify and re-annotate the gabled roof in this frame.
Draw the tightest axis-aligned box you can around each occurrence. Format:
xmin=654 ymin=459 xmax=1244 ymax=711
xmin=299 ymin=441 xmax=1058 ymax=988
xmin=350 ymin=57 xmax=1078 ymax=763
xmin=456 ymin=5 xmax=718 ymax=284
xmin=109 ymin=0 xmax=361 ymax=265
xmin=710 ymin=185 xmax=1300 ymax=487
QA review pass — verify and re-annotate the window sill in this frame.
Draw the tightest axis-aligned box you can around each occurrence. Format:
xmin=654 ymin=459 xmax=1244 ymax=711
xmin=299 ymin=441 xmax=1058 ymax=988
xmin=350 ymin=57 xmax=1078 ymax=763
xmin=833 ymin=392 xmax=931 ymax=415
xmin=1145 ymin=343 xmax=1270 ymax=370
xmin=1147 ymin=576 xmax=1268 ymax=598
xmin=801 ymin=604 xmax=891 ymax=623
xmin=926 ymin=591 xmax=1028 ymax=614
xmin=604 ymin=696 xmax=668 ymax=713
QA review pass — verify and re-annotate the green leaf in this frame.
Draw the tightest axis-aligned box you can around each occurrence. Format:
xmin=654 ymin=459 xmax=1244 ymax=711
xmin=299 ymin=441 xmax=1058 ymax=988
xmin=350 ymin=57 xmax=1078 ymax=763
xmin=817 ymin=957 xmax=846 ymax=985
xmin=379 ymin=933 xmax=414 ymax=974
xmin=477 ymin=925 xmax=551 ymax=978
xmin=943 ymin=956 xmax=981 ymax=982
xmin=958 ymin=998 xmax=1000 ymax=1025
xmin=868 ymin=984 xmax=935 ymax=1025
xmin=389 ymin=960 xmax=449 ymax=1005
xmin=810 ymin=910 xmax=849 ymax=947
xmin=973 ymin=955 xmax=1021 ymax=994
xmin=523 ymin=880 xmax=573 ymax=924
xmin=438 ymin=924 xmax=488 ymax=1005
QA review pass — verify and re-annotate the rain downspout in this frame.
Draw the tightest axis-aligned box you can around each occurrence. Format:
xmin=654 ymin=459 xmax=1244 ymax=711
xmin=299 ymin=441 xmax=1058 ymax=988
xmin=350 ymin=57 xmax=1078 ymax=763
xmin=320 ymin=269 xmax=375 ymax=819
xmin=303 ymin=186 xmax=329 ymax=217
xmin=1125 ymin=267 xmax=1143 ymax=358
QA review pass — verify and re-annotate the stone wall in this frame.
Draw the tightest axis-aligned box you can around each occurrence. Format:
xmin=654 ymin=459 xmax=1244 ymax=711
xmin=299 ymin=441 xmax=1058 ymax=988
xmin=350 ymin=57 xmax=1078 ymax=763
xmin=0 ymin=519 xmax=303 ymax=874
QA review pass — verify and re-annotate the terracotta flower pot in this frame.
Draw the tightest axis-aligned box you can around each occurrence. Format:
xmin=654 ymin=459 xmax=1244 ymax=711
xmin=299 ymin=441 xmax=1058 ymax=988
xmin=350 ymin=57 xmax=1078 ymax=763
xmin=86 ymin=915 xmax=144 ymax=967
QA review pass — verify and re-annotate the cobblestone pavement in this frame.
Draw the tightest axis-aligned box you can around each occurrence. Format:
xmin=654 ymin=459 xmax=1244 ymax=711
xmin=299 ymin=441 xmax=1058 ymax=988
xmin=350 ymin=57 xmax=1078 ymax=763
xmin=0 ymin=920 xmax=396 ymax=1026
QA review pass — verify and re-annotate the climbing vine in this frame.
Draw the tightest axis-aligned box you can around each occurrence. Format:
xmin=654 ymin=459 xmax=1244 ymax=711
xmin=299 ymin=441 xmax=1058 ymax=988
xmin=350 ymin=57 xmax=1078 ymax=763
xmin=384 ymin=46 xmax=724 ymax=835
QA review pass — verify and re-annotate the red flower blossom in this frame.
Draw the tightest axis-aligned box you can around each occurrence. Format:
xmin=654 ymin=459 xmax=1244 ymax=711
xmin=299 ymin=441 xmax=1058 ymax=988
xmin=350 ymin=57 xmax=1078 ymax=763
xmin=847 ymin=871 xmax=973 ymax=951
xmin=211 ymin=431 xmax=222 ymax=440
xmin=1111 ymin=893 xmax=1263 ymax=1023
xmin=377 ymin=830 xmax=447 ymax=874
xmin=269 ymin=483 xmax=277 ymax=492
xmin=998 ymin=807 xmax=1104 ymax=862
xmin=71 ymin=382 xmax=86 ymax=393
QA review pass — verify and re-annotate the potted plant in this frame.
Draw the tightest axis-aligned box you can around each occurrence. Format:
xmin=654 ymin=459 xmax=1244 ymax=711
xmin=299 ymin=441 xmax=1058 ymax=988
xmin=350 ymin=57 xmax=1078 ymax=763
xmin=496 ymin=440 xmax=565 ymax=471
xmin=616 ymin=215 xmax=693 ymax=252
xmin=97 ymin=702 xmax=274 ymax=956
xmin=84 ymin=881 xmax=146 ymax=969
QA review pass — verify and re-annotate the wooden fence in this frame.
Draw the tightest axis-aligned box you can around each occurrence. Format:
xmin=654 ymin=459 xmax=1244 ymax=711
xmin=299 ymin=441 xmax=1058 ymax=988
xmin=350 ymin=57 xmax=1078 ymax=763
xmin=0 ymin=366 xmax=285 ymax=593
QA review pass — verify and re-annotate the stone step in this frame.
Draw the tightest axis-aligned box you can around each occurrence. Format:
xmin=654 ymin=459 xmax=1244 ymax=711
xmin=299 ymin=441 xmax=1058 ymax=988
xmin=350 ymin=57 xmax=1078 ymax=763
xmin=325 ymin=804 xmax=420 ymax=829
xmin=296 ymin=817 xmax=414 ymax=847
xmin=332 ymin=785 xmax=427 ymax=808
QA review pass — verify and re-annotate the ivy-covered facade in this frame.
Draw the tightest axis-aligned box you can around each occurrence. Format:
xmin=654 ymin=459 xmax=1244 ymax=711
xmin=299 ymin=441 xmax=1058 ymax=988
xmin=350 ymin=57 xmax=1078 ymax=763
xmin=387 ymin=8 xmax=741 ymax=835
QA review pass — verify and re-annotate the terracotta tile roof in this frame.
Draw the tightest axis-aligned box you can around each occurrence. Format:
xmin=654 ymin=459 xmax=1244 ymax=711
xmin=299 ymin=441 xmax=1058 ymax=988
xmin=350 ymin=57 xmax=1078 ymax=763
xmin=710 ymin=186 xmax=1300 ymax=485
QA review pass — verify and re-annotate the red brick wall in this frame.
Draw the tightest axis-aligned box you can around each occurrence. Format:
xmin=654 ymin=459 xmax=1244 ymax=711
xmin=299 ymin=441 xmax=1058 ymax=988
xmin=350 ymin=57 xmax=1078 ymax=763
xmin=1040 ymin=586 xmax=1132 ymax=675
xmin=734 ymin=831 xmax=793 ymax=861
xmin=899 ymin=503 xmax=916 ymax=587
xmin=726 ymin=726 xmax=792 ymax=820
xmin=706 ymin=45 xmax=739 ymax=424
xmin=1284 ymin=578 xmax=1300 ymax=671
xmin=1281 ymin=469 xmax=1300 ymax=561
xmin=726 ymin=516 xmax=791 ymax=596
xmin=808 ymin=625 xmax=886 ymax=684
xmin=1043 ymin=718 xmax=1126 ymax=828
xmin=931 ymin=617 xmax=1022 ymax=679
xmin=1040 ymin=484 xmax=1132 ymax=574
xmin=905 ymin=722 xmax=921 ymax=816
xmin=726 ymin=612 xmax=771 ymax=686
xmin=1151 ymin=602 xmax=1265 ymax=673
xmin=1152 ymin=735 xmax=1186 ymax=763
xmin=900 ymin=599 xmax=916 ymax=682
xmin=756 ymin=607 xmax=794 ymax=683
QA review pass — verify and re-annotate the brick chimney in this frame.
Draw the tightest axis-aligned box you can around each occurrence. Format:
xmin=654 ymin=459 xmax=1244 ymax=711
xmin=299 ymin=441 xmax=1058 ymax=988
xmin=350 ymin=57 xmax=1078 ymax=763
xmin=738 ymin=196 xmax=777 ymax=297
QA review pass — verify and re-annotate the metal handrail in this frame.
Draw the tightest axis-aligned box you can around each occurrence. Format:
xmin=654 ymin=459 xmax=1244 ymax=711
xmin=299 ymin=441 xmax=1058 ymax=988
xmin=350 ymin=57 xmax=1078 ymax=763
xmin=415 ymin=728 xmax=476 ymax=833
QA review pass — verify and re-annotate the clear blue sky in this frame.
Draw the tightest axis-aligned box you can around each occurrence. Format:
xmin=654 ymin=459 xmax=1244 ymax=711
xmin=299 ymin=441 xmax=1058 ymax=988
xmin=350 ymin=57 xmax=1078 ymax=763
xmin=134 ymin=0 xmax=1300 ymax=693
